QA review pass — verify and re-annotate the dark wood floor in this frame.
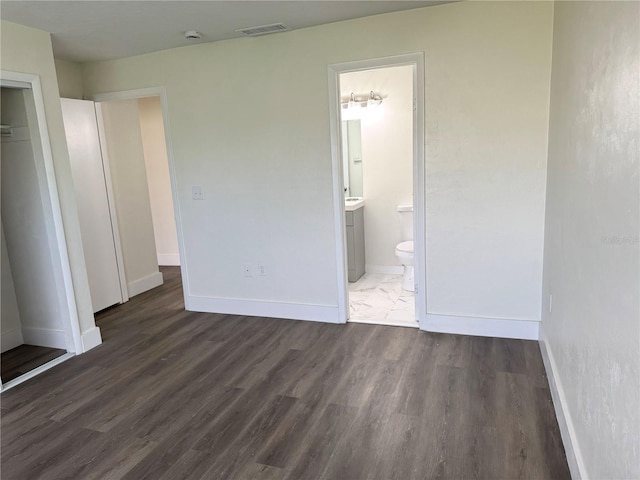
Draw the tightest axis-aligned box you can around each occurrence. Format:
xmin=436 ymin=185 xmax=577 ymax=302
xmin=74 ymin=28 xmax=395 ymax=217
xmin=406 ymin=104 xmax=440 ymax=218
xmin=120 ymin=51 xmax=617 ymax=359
xmin=0 ymin=267 xmax=569 ymax=479
xmin=1 ymin=344 xmax=66 ymax=383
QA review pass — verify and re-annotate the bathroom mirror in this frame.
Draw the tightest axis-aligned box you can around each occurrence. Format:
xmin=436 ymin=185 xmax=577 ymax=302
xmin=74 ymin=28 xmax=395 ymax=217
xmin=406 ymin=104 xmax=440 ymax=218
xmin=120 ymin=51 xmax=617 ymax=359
xmin=341 ymin=119 xmax=363 ymax=198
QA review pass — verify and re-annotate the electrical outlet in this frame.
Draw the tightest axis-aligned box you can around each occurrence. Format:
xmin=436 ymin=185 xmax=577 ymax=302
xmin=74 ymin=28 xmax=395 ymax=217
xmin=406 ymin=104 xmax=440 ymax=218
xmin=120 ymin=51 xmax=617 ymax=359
xmin=192 ymin=186 xmax=204 ymax=200
xmin=549 ymin=294 xmax=553 ymax=313
xmin=242 ymin=263 xmax=253 ymax=277
xmin=258 ymin=264 xmax=266 ymax=276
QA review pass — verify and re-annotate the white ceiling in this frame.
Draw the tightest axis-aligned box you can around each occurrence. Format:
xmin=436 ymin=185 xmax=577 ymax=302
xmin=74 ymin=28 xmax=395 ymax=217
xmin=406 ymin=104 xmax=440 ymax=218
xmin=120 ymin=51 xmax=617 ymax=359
xmin=1 ymin=1 xmax=451 ymax=63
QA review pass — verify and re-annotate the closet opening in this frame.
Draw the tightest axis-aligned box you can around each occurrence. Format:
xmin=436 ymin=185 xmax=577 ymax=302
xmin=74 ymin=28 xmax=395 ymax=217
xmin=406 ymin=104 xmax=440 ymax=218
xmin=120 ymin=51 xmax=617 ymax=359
xmin=1 ymin=75 xmax=79 ymax=391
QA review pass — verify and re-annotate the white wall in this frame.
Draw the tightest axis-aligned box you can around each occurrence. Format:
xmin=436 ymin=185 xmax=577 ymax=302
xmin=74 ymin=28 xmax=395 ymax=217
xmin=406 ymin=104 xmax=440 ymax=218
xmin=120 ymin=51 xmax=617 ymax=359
xmin=1 ymin=223 xmax=24 ymax=353
xmin=100 ymin=99 xmax=163 ymax=295
xmin=137 ymin=96 xmax=180 ymax=266
xmin=0 ymin=20 xmax=98 ymax=343
xmin=54 ymin=58 xmax=83 ymax=99
xmin=340 ymin=65 xmax=413 ymax=271
xmin=541 ymin=2 xmax=640 ymax=479
xmin=82 ymin=2 xmax=553 ymax=325
xmin=1 ymin=87 xmax=66 ymax=349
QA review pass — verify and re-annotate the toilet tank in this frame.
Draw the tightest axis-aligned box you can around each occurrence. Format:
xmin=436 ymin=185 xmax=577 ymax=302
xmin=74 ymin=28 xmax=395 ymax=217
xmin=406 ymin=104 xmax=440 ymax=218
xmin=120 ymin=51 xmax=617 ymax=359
xmin=397 ymin=205 xmax=413 ymax=240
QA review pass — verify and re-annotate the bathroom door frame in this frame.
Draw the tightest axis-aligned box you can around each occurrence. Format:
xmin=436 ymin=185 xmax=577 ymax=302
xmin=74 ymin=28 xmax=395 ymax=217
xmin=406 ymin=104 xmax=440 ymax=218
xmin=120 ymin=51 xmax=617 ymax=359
xmin=327 ymin=53 xmax=427 ymax=329
xmin=1 ymin=70 xmax=82 ymax=391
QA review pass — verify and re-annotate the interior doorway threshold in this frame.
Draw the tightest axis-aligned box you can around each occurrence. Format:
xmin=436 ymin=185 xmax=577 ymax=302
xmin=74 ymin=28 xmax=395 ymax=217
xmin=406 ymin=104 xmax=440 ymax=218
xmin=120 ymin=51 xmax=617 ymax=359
xmin=348 ymin=317 xmax=419 ymax=329
xmin=1 ymin=352 xmax=74 ymax=393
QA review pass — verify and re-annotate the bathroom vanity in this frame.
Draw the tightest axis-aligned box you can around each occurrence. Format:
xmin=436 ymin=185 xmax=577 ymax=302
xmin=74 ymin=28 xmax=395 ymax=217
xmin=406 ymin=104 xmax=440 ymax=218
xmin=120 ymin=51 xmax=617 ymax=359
xmin=345 ymin=199 xmax=365 ymax=282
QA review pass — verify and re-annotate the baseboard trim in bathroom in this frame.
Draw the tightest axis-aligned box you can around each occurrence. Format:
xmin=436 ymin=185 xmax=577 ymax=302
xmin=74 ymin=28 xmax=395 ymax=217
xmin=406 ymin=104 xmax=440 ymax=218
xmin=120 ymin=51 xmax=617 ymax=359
xmin=424 ymin=313 xmax=539 ymax=340
xmin=365 ymin=265 xmax=404 ymax=275
xmin=186 ymin=295 xmax=343 ymax=324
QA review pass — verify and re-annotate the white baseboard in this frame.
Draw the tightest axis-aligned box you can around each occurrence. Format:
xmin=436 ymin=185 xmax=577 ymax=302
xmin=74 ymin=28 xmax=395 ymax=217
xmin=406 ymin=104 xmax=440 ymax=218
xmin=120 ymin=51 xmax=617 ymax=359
xmin=157 ymin=253 xmax=180 ymax=266
xmin=21 ymin=327 xmax=67 ymax=349
xmin=422 ymin=313 xmax=539 ymax=340
xmin=1 ymin=327 xmax=25 ymax=353
xmin=81 ymin=326 xmax=102 ymax=352
xmin=365 ymin=264 xmax=404 ymax=275
xmin=127 ymin=271 xmax=164 ymax=297
xmin=539 ymin=328 xmax=585 ymax=479
xmin=186 ymin=295 xmax=342 ymax=324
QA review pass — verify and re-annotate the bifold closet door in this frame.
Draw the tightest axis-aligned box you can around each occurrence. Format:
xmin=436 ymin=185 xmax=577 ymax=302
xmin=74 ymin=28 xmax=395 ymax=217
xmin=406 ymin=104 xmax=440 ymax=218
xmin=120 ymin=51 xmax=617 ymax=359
xmin=61 ymin=98 xmax=123 ymax=313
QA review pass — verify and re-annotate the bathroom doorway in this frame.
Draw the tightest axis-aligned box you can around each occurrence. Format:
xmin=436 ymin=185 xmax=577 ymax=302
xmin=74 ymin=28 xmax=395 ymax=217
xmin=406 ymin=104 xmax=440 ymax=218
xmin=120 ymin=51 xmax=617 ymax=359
xmin=328 ymin=54 xmax=426 ymax=329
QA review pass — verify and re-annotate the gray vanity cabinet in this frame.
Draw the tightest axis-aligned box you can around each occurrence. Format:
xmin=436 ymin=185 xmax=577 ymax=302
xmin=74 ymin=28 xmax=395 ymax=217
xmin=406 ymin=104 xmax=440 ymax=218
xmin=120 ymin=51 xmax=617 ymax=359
xmin=345 ymin=207 xmax=365 ymax=282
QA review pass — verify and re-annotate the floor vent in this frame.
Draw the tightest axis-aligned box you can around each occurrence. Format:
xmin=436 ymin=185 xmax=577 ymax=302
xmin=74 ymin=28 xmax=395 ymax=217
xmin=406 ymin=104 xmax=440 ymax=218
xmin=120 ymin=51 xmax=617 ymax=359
xmin=235 ymin=23 xmax=289 ymax=37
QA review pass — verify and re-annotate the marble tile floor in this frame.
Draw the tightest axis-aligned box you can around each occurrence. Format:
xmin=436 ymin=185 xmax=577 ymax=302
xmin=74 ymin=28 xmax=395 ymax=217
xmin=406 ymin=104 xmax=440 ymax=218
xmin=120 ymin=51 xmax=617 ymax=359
xmin=348 ymin=273 xmax=418 ymax=328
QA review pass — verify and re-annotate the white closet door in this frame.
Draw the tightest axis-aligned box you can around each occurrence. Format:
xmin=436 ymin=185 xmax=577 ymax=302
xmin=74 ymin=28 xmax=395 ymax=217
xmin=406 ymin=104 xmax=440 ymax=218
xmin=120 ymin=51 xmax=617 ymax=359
xmin=61 ymin=98 xmax=123 ymax=313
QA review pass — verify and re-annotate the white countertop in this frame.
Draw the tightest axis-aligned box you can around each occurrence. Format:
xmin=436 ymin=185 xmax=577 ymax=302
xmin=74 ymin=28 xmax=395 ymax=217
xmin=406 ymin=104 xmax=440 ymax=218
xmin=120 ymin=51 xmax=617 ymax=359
xmin=345 ymin=197 xmax=365 ymax=211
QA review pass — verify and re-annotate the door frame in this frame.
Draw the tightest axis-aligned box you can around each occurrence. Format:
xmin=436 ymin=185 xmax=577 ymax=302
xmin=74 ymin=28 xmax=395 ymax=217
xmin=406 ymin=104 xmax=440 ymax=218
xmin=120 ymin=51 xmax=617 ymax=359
xmin=327 ymin=53 xmax=427 ymax=328
xmin=0 ymin=70 xmax=83 ymax=355
xmin=89 ymin=87 xmax=188 ymax=304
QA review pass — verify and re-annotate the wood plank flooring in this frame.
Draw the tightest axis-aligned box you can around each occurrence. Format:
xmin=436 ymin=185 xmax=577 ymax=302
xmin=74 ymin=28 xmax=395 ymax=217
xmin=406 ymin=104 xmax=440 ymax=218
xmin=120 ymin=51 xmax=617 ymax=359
xmin=1 ymin=344 xmax=66 ymax=383
xmin=0 ymin=267 xmax=570 ymax=479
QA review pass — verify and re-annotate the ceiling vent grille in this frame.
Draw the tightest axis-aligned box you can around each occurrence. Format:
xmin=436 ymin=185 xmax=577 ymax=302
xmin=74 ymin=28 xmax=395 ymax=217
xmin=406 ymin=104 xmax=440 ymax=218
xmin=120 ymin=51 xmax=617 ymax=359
xmin=235 ymin=23 xmax=289 ymax=37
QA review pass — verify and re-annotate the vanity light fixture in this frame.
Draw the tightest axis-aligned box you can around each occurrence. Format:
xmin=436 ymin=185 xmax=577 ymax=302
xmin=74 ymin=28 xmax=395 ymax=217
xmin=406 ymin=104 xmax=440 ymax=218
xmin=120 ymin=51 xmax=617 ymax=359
xmin=340 ymin=91 xmax=383 ymax=120
xmin=366 ymin=90 xmax=383 ymax=107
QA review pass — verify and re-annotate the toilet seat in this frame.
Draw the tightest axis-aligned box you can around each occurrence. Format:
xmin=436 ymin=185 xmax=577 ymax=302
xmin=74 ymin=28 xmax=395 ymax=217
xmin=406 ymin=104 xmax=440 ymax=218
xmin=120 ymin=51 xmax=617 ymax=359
xmin=396 ymin=240 xmax=413 ymax=254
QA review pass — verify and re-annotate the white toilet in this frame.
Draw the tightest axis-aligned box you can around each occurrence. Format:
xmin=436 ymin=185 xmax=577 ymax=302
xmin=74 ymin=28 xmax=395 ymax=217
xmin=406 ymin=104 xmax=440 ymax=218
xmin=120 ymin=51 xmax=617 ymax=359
xmin=395 ymin=205 xmax=414 ymax=291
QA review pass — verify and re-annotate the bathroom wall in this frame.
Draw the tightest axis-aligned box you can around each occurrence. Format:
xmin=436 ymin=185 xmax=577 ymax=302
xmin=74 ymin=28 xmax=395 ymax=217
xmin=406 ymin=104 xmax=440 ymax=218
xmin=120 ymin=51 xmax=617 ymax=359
xmin=82 ymin=1 xmax=553 ymax=326
xmin=99 ymin=99 xmax=163 ymax=295
xmin=340 ymin=65 xmax=413 ymax=272
xmin=137 ymin=96 xmax=180 ymax=266
xmin=55 ymin=58 xmax=84 ymax=99
xmin=541 ymin=1 xmax=639 ymax=478
xmin=1 ymin=20 xmax=97 ymax=343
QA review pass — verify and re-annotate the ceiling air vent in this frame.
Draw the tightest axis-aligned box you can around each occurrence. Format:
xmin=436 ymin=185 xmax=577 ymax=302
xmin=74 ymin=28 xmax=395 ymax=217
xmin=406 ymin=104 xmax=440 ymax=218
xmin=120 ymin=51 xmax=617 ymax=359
xmin=235 ymin=23 xmax=289 ymax=37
